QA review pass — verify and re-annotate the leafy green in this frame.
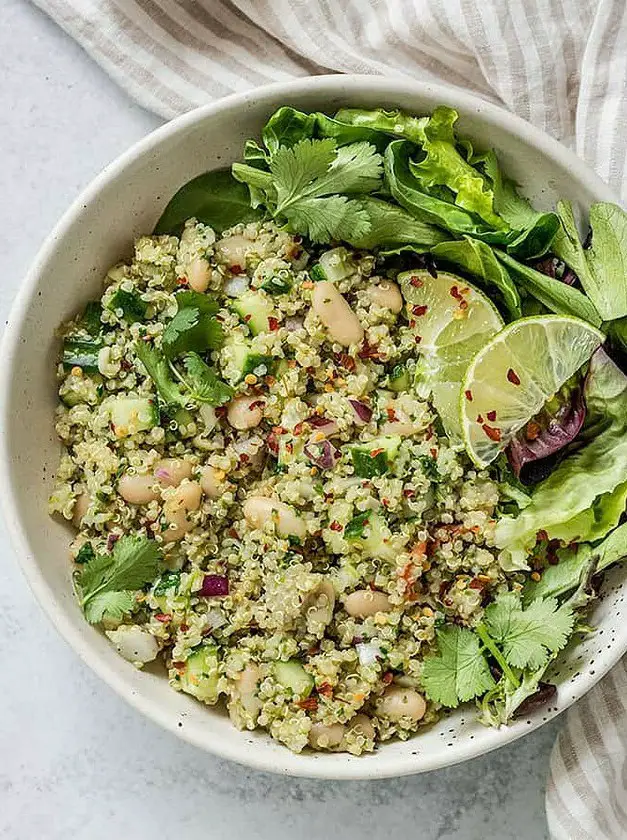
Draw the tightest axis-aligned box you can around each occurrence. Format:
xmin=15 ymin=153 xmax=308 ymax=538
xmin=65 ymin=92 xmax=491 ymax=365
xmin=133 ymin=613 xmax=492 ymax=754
xmin=344 ymin=512 xmax=371 ymax=540
xmin=79 ymin=536 xmax=162 ymax=624
xmin=431 ymin=237 xmax=521 ymax=318
xmin=262 ymin=107 xmax=317 ymax=153
xmin=75 ymin=542 xmax=95 ymax=564
xmin=80 ymin=301 xmax=103 ymax=336
xmin=107 ymin=289 xmax=147 ymax=323
xmin=135 ymin=341 xmax=188 ymax=408
xmin=179 ymin=352 xmax=233 ymax=405
xmin=496 ymin=250 xmax=602 ymax=326
xmin=495 ymin=350 xmax=627 ymax=569
xmin=153 ymin=168 xmax=263 ymax=236
xmin=334 ymin=107 xmax=428 ymax=143
xmin=482 ymin=592 xmax=574 ymax=670
xmin=552 ymin=201 xmax=627 ymax=321
xmin=174 ymin=290 xmax=219 ymax=314
xmin=154 ymin=570 xmax=182 ymax=596
xmin=162 ymin=307 xmax=224 ymax=359
xmin=347 ymin=197 xmax=448 ymax=250
xmin=421 ymin=625 xmax=495 ymax=708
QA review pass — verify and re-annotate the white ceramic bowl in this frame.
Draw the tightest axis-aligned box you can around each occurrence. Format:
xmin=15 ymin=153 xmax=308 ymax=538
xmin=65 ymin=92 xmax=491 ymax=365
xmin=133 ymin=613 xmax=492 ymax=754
xmin=2 ymin=75 xmax=624 ymax=779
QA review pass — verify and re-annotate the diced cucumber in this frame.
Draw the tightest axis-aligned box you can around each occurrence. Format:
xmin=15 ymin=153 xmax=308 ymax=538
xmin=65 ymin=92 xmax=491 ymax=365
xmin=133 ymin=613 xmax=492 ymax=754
xmin=80 ymin=301 xmax=103 ymax=336
xmin=153 ymin=570 xmax=181 ymax=596
xmin=273 ymin=660 xmax=314 ymax=698
xmin=62 ymin=337 xmax=104 ymax=373
xmin=232 ymin=290 xmax=276 ymax=335
xmin=107 ymin=289 xmax=147 ymax=323
xmin=388 ymin=363 xmax=409 ymax=393
xmin=228 ymin=338 xmax=274 ymax=383
xmin=75 ymin=542 xmax=95 ymax=564
xmin=176 ymin=643 xmax=220 ymax=704
xmin=312 ymin=248 xmax=358 ymax=285
xmin=261 ymin=273 xmax=293 ymax=295
xmin=345 ymin=512 xmax=394 ymax=560
xmin=350 ymin=436 xmax=401 ymax=477
xmin=109 ymin=397 xmax=159 ymax=437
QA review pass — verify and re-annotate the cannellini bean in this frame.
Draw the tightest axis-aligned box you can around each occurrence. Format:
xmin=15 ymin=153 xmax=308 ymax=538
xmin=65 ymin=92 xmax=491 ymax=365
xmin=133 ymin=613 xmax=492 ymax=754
xmin=227 ymin=396 xmax=264 ymax=430
xmin=344 ymin=589 xmax=392 ymax=618
xmin=346 ymin=714 xmax=376 ymax=742
xmin=377 ymin=686 xmax=426 ymax=722
xmin=154 ymin=458 xmax=193 ymax=487
xmin=118 ymin=473 xmax=160 ymax=505
xmin=106 ymin=625 xmax=159 ymax=665
xmin=303 ymin=580 xmax=335 ymax=632
xmin=311 ymin=281 xmax=364 ymax=347
xmin=379 ymin=421 xmax=420 ymax=438
xmin=72 ymin=493 xmax=90 ymax=527
xmin=187 ymin=257 xmax=210 ymax=292
xmin=163 ymin=481 xmax=202 ymax=542
xmin=243 ymin=496 xmax=306 ymax=540
xmin=234 ymin=663 xmax=262 ymax=719
xmin=199 ymin=465 xmax=227 ymax=499
xmin=369 ymin=281 xmax=403 ymax=313
xmin=308 ymin=722 xmax=346 ymax=750
xmin=216 ymin=234 xmax=253 ymax=270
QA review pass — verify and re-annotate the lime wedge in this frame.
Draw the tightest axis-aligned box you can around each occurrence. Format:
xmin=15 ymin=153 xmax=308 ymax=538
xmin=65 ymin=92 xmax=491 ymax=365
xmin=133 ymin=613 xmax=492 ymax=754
xmin=399 ymin=269 xmax=503 ymax=439
xmin=460 ymin=315 xmax=604 ymax=468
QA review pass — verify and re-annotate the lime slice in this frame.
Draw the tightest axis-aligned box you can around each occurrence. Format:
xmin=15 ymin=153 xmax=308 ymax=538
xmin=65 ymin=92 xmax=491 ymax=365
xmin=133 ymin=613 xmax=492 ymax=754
xmin=399 ymin=269 xmax=503 ymax=439
xmin=460 ymin=315 xmax=604 ymax=468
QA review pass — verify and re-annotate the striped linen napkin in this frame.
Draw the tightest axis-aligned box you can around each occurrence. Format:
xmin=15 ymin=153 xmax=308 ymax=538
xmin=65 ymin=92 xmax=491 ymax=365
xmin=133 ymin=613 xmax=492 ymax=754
xmin=29 ymin=0 xmax=627 ymax=835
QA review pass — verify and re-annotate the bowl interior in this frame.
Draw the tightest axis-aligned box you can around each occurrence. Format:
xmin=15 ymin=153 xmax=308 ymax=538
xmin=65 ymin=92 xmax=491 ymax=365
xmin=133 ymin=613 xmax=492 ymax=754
xmin=3 ymin=76 xmax=624 ymax=778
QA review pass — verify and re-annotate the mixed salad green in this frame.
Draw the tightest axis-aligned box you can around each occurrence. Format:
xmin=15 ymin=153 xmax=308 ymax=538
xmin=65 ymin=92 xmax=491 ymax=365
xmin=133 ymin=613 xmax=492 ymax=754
xmin=148 ymin=104 xmax=627 ymax=725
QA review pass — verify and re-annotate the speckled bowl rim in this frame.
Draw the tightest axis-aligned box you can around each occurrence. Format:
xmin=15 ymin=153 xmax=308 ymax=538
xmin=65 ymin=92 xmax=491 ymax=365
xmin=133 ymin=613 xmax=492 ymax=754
xmin=1 ymin=74 xmax=622 ymax=779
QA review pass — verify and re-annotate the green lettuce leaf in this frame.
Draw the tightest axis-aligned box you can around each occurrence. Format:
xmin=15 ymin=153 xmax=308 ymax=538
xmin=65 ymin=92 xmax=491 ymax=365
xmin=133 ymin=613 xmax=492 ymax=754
xmin=495 ymin=350 xmax=627 ymax=570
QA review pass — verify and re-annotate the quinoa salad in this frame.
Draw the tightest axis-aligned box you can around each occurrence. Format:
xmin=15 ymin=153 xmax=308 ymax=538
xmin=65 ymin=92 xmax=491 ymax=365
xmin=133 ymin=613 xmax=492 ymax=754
xmin=50 ymin=105 xmax=627 ymax=755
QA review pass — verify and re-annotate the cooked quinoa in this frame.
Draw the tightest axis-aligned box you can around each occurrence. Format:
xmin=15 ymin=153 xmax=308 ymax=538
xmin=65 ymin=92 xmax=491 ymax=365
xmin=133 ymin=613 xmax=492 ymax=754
xmin=50 ymin=218 xmax=510 ymax=755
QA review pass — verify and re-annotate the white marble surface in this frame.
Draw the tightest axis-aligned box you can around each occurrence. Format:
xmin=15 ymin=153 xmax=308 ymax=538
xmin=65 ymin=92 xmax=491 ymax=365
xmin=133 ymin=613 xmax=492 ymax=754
xmin=0 ymin=3 xmax=557 ymax=838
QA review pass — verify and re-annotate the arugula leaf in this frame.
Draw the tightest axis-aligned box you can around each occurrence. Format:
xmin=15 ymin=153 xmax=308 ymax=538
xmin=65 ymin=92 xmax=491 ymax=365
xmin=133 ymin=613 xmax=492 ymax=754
xmin=162 ymin=307 xmax=224 ymax=359
xmin=431 ymin=237 xmax=522 ymax=319
xmin=180 ymin=352 xmax=233 ymax=405
xmin=79 ymin=536 xmax=162 ymax=624
xmin=496 ymin=250 xmax=602 ymax=326
xmin=421 ymin=625 xmax=495 ymax=708
xmin=481 ymin=592 xmax=574 ymax=670
xmin=153 ymin=168 xmax=263 ymax=237
xmin=135 ymin=341 xmax=188 ymax=408
xmin=553 ymin=201 xmax=627 ymax=321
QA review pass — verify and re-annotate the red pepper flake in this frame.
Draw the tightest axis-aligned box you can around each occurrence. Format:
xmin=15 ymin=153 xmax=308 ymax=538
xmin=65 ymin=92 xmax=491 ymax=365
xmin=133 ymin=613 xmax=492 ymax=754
xmin=370 ymin=448 xmax=384 ymax=458
xmin=296 ymin=696 xmax=318 ymax=712
xmin=227 ymin=528 xmax=239 ymax=540
xmin=230 ymin=264 xmax=243 ymax=275
xmin=412 ymin=304 xmax=428 ymax=316
xmin=358 ymin=340 xmax=381 ymax=360
xmin=476 ymin=414 xmax=484 ymax=423
xmin=537 ymin=529 xmax=549 ymax=542
xmin=329 ymin=520 xmax=343 ymax=532
xmin=487 ymin=410 xmax=497 ymax=422
xmin=430 ymin=447 xmax=438 ymax=459
xmin=382 ymin=671 xmax=394 ymax=685
xmin=382 ymin=497 xmax=390 ymax=508
xmin=386 ymin=408 xmax=397 ymax=421
xmin=244 ymin=313 xmax=252 ymax=322
xmin=318 ymin=682 xmax=333 ymax=698
xmin=293 ymin=422 xmax=304 ymax=436
xmin=180 ymin=624 xmax=189 ymax=633
xmin=339 ymin=353 xmax=356 ymax=372
xmin=507 ymin=368 xmax=521 ymax=385
xmin=268 ymin=316 xmax=279 ymax=331
xmin=215 ymin=406 xmax=227 ymax=418
xmin=464 ymin=389 xmax=473 ymax=402
xmin=403 ymin=488 xmax=415 ymax=498
xmin=415 ymin=335 xmax=422 ymax=344
xmin=239 ymin=453 xmax=250 ymax=464
xmin=267 ymin=432 xmax=279 ymax=455
xmin=286 ymin=442 xmax=294 ymax=454
xmin=468 ymin=578 xmax=484 ymax=590
xmin=482 ymin=424 xmax=502 ymax=442
xmin=177 ymin=276 xmax=189 ymax=286
xmin=459 ymin=299 xmax=469 ymax=311
xmin=526 ymin=421 xmax=541 ymax=441
xmin=172 ymin=661 xmax=186 ymax=671
xmin=410 ymin=275 xmax=424 ymax=288
xmin=155 ymin=613 xmax=171 ymax=623
xmin=425 ymin=424 xmax=434 ymax=440
xmin=450 ymin=285 xmax=462 ymax=300
xmin=272 ymin=425 xmax=286 ymax=435
xmin=248 ymin=400 xmax=265 ymax=411
xmin=409 ymin=319 xmax=417 ymax=329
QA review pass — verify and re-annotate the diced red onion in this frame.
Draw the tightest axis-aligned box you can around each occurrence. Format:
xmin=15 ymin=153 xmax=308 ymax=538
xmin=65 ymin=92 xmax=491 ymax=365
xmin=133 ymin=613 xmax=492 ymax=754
xmin=304 ymin=439 xmax=341 ymax=470
xmin=154 ymin=467 xmax=170 ymax=480
xmin=349 ymin=399 xmax=373 ymax=425
xmin=223 ymin=275 xmax=250 ymax=297
xmin=307 ymin=415 xmax=339 ymax=437
xmin=285 ymin=316 xmax=305 ymax=331
xmin=200 ymin=574 xmax=229 ymax=597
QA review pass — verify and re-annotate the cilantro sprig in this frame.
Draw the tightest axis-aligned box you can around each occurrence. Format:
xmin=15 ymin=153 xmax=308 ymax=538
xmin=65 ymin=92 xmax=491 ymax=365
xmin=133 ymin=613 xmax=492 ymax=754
xmin=421 ymin=592 xmax=575 ymax=711
xmin=78 ymin=536 xmax=162 ymax=624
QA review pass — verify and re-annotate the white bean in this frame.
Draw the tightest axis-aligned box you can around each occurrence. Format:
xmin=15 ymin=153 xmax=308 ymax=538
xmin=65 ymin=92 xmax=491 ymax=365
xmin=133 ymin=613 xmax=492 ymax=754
xmin=346 ymin=714 xmax=376 ymax=742
xmin=118 ymin=473 xmax=160 ymax=505
xmin=311 ymin=281 xmax=364 ymax=347
xmin=243 ymin=496 xmax=306 ymax=540
xmin=199 ymin=465 xmax=227 ymax=499
xmin=154 ymin=458 xmax=193 ymax=487
xmin=303 ymin=580 xmax=335 ymax=633
xmin=227 ymin=396 xmax=264 ymax=430
xmin=234 ymin=663 xmax=262 ymax=719
xmin=308 ymin=722 xmax=346 ymax=750
xmin=379 ymin=421 xmax=420 ymax=438
xmin=163 ymin=481 xmax=202 ymax=542
xmin=72 ymin=492 xmax=90 ymax=527
xmin=216 ymin=234 xmax=253 ymax=270
xmin=369 ymin=281 xmax=403 ymax=313
xmin=344 ymin=589 xmax=392 ymax=618
xmin=377 ymin=686 xmax=426 ymax=722
xmin=106 ymin=626 xmax=158 ymax=665
xmin=187 ymin=257 xmax=210 ymax=292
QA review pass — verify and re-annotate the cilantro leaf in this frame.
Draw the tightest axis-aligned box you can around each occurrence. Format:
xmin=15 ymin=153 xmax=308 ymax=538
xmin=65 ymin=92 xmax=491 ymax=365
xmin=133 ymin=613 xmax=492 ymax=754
xmin=79 ymin=536 xmax=162 ymax=624
xmin=135 ymin=341 xmax=188 ymax=408
xmin=162 ymin=307 xmax=225 ymax=359
xmin=174 ymin=290 xmax=219 ymax=315
xmin=421 ymin=625 xmax=495 ymax=708
xmin=482 ymin=592 xmax=574 ymax=670
xmin=286 ymin=195 xmax=372 ymax=244
xmin=83 ymin=590 xmax=137 ymax=624
xmin=181 ymin=352 xmax=233 ymax=405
